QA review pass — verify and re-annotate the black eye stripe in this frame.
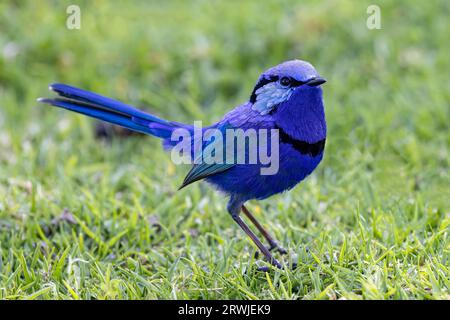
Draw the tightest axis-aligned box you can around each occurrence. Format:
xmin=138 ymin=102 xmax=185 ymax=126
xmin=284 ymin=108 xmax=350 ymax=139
xmin=249 ymin=75 xmax=305 ymax=103
xmin=279 ymin=77 xmax=305 ymax=88
xmin=288 ymin=78 xmax=305 ymax=87
xmin=280 ymin=77 xmax=291 ymax=86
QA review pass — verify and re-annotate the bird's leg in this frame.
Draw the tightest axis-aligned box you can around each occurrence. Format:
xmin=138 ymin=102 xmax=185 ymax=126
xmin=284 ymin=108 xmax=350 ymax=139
xmin=227 ymin=199 xmax=282 ymax=269
xmin=241 ymin=205 xmax=287 ymax=255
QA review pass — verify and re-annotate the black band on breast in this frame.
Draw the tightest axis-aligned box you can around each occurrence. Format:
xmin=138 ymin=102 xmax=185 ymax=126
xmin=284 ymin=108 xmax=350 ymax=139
xmin=276 ymin=126 xmax=325 ymax=157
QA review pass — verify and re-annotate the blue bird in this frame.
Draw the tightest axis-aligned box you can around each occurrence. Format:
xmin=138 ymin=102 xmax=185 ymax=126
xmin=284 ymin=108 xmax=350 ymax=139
xmin=38 ymin=60 xmax=326 ymax=269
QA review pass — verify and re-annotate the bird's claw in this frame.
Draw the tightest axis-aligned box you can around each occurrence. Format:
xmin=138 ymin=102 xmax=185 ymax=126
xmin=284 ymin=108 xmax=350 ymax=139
xmin=253 ymin=244 xmax=298 ymax=272
xmin=257 ymin=265 xmax=270 ymax=272
xmin=256 ymin=261 xmax=297 ymax=272
xmin=254 ymin=242 xmax=288 ymax=259
xmin=259 ymin=259 xmax=283 ymax=271
xmin=269 ymin=243 xmax=288 ymax=255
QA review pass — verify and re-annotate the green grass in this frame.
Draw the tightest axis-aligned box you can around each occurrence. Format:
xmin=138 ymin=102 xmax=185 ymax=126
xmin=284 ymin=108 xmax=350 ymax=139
xmin=0 ymin=0 xmax=449 ymax=299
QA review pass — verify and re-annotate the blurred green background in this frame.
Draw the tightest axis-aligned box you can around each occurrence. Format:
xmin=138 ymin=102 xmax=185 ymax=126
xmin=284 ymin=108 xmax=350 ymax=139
xmin=0 ymin=0 xmax=448 ymax=299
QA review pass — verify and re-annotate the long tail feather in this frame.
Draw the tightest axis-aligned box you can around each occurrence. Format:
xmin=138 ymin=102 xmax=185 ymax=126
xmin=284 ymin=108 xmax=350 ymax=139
xmin=38 ymin=83 xmax=183 ymax=139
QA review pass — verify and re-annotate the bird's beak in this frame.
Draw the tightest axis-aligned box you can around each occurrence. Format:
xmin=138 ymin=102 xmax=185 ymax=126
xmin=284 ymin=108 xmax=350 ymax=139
xmin=306 ymin=77 xmax=326 ymax=87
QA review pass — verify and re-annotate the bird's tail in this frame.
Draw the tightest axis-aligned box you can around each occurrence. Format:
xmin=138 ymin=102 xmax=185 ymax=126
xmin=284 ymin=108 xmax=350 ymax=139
xmin=38 ymin=83 xmax=191 ymax=143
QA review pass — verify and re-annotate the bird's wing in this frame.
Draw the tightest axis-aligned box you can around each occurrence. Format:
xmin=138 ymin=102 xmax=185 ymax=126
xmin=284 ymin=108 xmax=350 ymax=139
xmin=178 ymin=103 xmax=275 ymax=189
xmin=179 ymin=161 xmax=235 ymax=190
xmin=178 ymin=123 xmax=235 ymax=189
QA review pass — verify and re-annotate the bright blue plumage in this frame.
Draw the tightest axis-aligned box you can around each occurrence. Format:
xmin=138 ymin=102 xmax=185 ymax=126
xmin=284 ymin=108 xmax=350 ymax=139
xmin=38 ymin=60 xmax=327 ymax=270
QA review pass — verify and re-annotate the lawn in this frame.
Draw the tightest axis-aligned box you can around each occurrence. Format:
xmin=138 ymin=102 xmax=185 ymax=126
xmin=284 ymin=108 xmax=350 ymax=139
xmin=0 ymin=0 xmax=448 ymax=299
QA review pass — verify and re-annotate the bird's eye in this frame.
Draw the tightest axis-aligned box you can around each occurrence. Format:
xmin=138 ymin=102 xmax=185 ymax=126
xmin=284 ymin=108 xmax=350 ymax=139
xmin=279 ymin=77 xmax=291 ymax=87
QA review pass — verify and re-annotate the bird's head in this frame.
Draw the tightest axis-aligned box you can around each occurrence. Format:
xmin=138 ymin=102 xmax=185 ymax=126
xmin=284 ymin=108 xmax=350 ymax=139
xmin=249 ymin=60 xmax=326 ymax=116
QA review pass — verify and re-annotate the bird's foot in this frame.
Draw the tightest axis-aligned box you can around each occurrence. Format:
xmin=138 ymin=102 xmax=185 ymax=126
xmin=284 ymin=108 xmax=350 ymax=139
xmin=256 ymin=265 xmax=271 ymax=272
xmin=268 ymin=241 xmax=288 ymax=255
xmin=254 ymin=242 xmax=287 ymax=259
xmin=254 ymin=246 xmax=298 ymax=272
xmin=256 ymin=260 xmax=297 ymax=272
xmin=257 ymin=258 xmax=283 ymax=272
